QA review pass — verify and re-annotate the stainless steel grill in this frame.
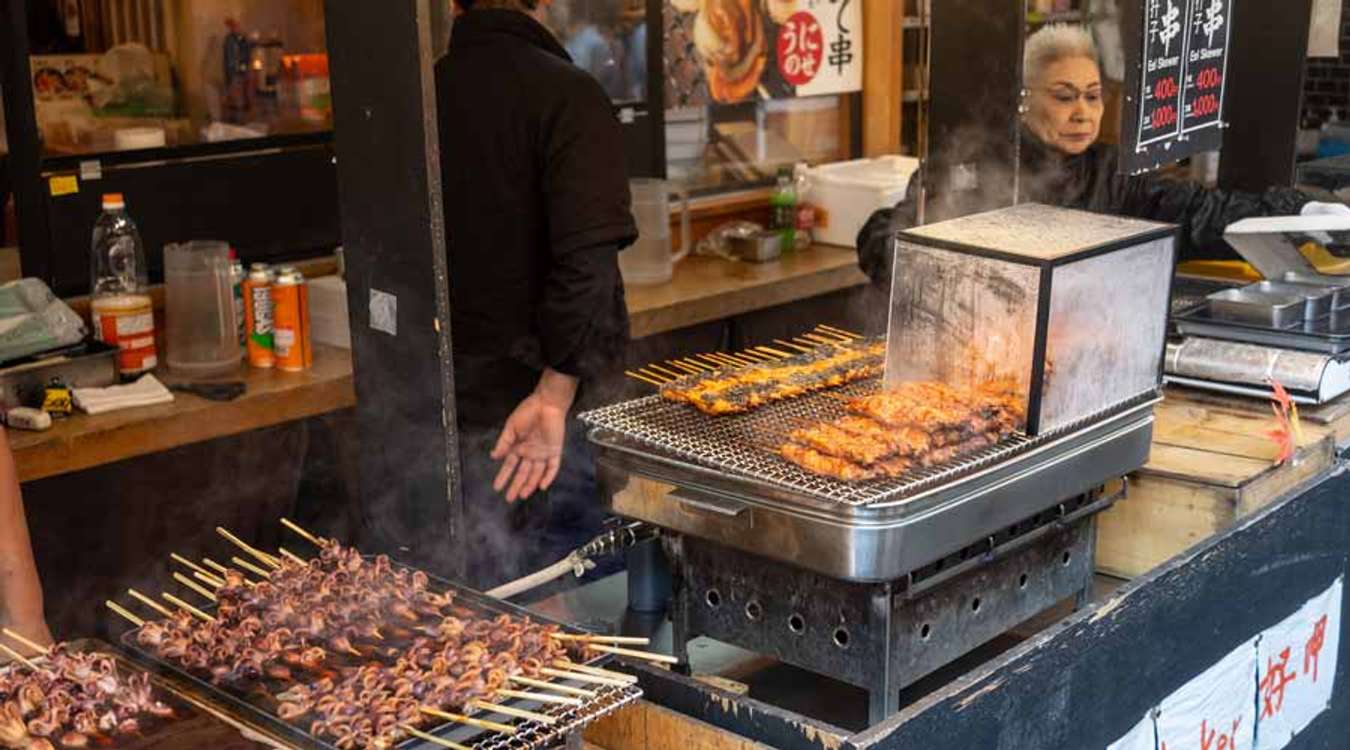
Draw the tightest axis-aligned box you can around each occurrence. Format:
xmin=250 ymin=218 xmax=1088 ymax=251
xmin=581 ymin=381 xmax=1154 ymax=507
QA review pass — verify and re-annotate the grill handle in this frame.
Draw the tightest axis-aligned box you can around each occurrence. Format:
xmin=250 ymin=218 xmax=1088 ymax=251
xmin=669 ymin=491 xmax=749 ymax=518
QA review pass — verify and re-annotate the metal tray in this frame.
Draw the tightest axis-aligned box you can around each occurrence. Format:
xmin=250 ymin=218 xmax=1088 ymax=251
xmin=592 ymin=397 xmax=1158 ymax=581
xmin=1283 ymin=271 xmax=1350 ymax=309
xmin=115 ymin=561 xmax=641 ymax=750
xmin=1208 ymin=287 xmax=1306 ymax=327
xmin=1174 ymin=302 xmax=1350 ymax=354
xmin=1250 ymin=280 xmax=1337 ymax=320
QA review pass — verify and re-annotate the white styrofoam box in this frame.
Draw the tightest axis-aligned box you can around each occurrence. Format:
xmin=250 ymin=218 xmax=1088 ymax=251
xmin=804 ymin=155 xmax=920 ymax=248
xmin=308 ymin=275 xmax=351 ymax=349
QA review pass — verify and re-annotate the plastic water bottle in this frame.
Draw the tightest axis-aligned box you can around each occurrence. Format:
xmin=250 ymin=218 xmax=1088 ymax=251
xmin=770 ymin=166 xmax=798 ymax=253
xmin=90 ymin=193 xmax=157 ymax=378
xmin=90 ymin=193 xmax=148 ymax=295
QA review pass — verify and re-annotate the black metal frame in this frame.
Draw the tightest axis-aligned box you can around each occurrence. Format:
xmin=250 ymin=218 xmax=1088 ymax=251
xmin=1 ymin=0 xmax=50 ymax=281
xmin=324 ymin=0 xmax=464 ymax=579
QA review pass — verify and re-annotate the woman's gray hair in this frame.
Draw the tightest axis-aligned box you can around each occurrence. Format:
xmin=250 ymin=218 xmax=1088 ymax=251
xmin=1023 ymin=24 xmax=1099 ymax=86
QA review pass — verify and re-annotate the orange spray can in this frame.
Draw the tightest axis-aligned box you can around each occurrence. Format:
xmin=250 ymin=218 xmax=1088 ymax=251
xmin=271 ymin=267 xmax=312 ymax=372
xmin=242 ymin=263 xmax=275 ymax=368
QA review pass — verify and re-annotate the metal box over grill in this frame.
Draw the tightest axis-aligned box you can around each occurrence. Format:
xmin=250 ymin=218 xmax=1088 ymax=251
xmin=888 ymin=203 xmax=1177 ymax=434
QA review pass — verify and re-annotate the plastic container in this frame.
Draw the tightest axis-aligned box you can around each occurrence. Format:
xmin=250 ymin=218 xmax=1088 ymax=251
xmin=163 ymin=241 xmax=242 ymax=377
xmin=90 ymin=193 xmax=148 ymax=295
xmin=803 ymin=155 xmax=920 ymax=248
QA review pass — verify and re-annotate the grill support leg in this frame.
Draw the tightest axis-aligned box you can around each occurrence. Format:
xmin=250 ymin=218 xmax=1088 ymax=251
xmin=664 ymin=534 xmax=695 ymax=675
xmin=868 ymin=584 xmax=900 ymax=725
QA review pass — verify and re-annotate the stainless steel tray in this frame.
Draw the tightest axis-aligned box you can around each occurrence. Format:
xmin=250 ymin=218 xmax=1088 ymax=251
xmin=1208 ymin=287 xmax=1306 ymax=327
xmin=590 ymin=397 xmax=1158 ymax=581
xmin=1174 ymin=302 xmax=1350 ymax=354
xmin=1250 ymin=280 xmax=1336 ymax=319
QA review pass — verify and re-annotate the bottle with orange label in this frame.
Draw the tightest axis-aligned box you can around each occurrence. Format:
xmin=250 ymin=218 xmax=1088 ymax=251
xmin=271 ymin=266 xmax=312 ymax=372
xmin=90 ymin=193 xmax=157 ymax=379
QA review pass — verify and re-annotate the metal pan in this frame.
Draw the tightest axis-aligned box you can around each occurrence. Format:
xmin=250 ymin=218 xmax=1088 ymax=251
xmin=1283 ymin=271 xmax=1350 ymax=309
xmin=1249 ymin=280 xmax=1337 ymax=320
xmin=1208 ymin=287 xmax=1306 ymax=327
xmin=114 ymin=559 xmax=641 ymax=750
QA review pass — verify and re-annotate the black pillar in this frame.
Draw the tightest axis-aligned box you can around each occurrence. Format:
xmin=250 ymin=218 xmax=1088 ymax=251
xmin=2 ymin=0 xmax=52 ymax=281
xmin=323 ymin=0 xmax=463 ymax=578
xmin=1217 ymin=0 xmax=1314 ymax=192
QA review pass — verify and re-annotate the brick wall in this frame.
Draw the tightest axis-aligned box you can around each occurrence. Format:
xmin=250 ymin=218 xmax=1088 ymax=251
xmin=1303 ymin=0 xmax=1350 ymax=127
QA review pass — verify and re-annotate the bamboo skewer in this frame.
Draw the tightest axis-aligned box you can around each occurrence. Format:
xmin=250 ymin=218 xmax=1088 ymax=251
xmin=0 ymin=642 xmax=39 ymax=670
xmin=401 ymin=724 xmax=471 ymax=750
xmin=678 ymin=358 xmax=713 ymax=371
xmin=1 ymin=629 xmax=48 ymax=656
xmin=232 ymin=556 xmax=273 ymax=580
xmin=585 ymin=643 xmax=679 ymax=664
xmin=170 ymin=553 xmax=214 ymax=579
xmin=194 ymin=571 xmax=226 ymax=590
xmin=217 ymin=527 xmax=283 ymax=569
xmin=418 ymin=707 xmax=516 ymax=735
xmin=665 ymin=360 xmax=700 ymax=374
xmin=624 ymin=370 xmax=666 ymax=387
xmin=800 ymin=333 xmax=836 ymax=346
xmin=507 ymin=675 xmax=596 ymax=697
xmin=173 ymin=572 xmax=218 ymax=602
xmin=162 ymin=593 xmax=215 ymax=622
xmin=646 ymin=364 xmax=684 ymax=380
xmin=775 ymin=338 xmax=813 ymax=352
xmin=494 ymin=688 xmax=583 ymax=707
xmin=278 ymin=548 xmax=306 ymax=565
xmin=553 ymin=660 xmax=640 ymax=684
xmin=280 ymin=517 xmax=326 ymax=548
xmin=549 ymin=632 xmax=651 ymax=646
xmin=468 ymin=699 xmax=556 ymax=725
xmin=201 ymin=558 xmax=232 ymax=577
xmin=106 ymin=601 xmax=145 ymax=628
xmin=755 ymin=346 xmax=792 ymax=358
xmin=538 ymin=667 xmax=630 ymax=687
xmin=817 ymin=324 xmax=861 ymax=338
xmin=127 ymin=589 xmax=174 ymax=618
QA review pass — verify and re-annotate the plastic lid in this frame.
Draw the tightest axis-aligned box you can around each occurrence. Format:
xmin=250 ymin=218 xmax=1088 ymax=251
xmin=102 ymin=193 xmax=126 ymax=210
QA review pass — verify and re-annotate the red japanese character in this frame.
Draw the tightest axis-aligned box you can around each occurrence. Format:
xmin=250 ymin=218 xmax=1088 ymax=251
xmin=1305 ymin=614 xmax=1328 ymax=682
xmin=1260 ymin=646 xmax=1298 ymax=718
xmin=1201 ymin=717 xmax=1243 ymax=750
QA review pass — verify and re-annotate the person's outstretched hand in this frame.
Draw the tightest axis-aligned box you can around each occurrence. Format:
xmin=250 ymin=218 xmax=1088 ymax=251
xmin=491 ymin=369 xmax=579 ymax=503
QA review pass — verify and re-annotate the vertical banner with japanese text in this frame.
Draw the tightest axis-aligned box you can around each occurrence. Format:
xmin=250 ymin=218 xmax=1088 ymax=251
xmin=1255 ymin=577 xmax=1343 ymax=749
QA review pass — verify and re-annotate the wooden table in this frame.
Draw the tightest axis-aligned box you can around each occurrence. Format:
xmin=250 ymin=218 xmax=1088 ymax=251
xmin=1096 ymin=385 xmax=1339 ymax=578
xmin=11 ymin=345 xmax=356 ymax=483
xmin=11 ymin=247 xmax=867 ymax=482
xmin=626 ymin=244 xmax=868 ymax=338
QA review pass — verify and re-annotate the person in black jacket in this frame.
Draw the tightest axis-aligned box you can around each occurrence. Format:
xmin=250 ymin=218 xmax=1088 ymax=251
xmin=858 ymin=24 xmax=1349 ymax=287
xmin=437 ymin=0 xmax=637 ymax=588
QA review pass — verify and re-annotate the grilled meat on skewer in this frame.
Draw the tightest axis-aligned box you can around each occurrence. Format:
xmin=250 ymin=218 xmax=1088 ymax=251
xmin=662 ymin=340 xmax=886 ymax=415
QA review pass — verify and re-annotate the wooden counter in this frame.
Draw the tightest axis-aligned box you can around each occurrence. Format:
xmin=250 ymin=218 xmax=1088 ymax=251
xmin=12 ymin=247 xmax=866 ymax=481
xmin=626 ymin=244 xmax=868 ymax=338
xmin=11 ymin=345 xmax=356 ymax=484
xmin=1097 ymin=386 xmax=1339 ymax=578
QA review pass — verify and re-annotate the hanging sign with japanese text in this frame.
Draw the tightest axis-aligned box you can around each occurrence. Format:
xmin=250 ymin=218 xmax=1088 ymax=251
xmin=664 ymin=0 xmax=863 ymax=107
xmin=1104 ymin=576 xmax=1343 ymax=750
xmin=1122 ymin=0 xmax=1234 ymax=174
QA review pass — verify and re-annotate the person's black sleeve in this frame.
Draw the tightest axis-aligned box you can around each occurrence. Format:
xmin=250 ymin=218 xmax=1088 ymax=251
xmin=538 ymin=74 xmax=639 ymax=379
xmin=1109 ymin=169 xmax=1311 ymax=261
xmin=856 ymin=180 xmax=921 ymax=289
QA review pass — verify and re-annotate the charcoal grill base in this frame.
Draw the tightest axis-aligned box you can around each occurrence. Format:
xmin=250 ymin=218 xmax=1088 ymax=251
xmin=665 ymin=499 xmax=1102 ymax=726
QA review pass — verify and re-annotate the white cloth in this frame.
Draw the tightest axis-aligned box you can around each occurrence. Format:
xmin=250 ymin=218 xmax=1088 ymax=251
xmin=1301 ymin=201 xmax=1350 ymax=217
xmin=72 ymin=374 xmax=174 ymax=415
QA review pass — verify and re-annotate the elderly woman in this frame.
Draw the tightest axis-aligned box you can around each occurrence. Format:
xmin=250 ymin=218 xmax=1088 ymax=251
xmin=858 ymin=24 xmax=1346 ymax=284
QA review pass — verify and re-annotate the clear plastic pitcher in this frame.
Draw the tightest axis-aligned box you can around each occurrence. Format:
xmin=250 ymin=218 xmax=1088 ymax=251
xmin=164 ymin=241 xmax=242 ymax=377
xmin=620 ymin=178 xmax=691 ymax=285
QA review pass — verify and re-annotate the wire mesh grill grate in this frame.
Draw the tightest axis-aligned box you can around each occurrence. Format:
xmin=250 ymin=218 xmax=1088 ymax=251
xmin=581 ymin=380 xmax=1046 ymax=507
xmin=465 ymin=684 xmax=643 ymax=749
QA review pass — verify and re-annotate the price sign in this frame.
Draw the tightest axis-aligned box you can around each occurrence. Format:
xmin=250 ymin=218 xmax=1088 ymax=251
xmin=1182 ymin=0 xmax=1231 ymax=133
xmin=1121 ymin=0 xmax=1236 ymax=174
xmin=1137 ymin=0 xmax=1187 ymax=146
